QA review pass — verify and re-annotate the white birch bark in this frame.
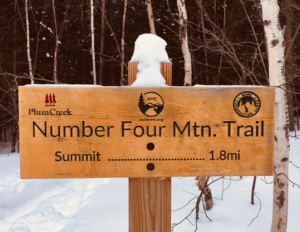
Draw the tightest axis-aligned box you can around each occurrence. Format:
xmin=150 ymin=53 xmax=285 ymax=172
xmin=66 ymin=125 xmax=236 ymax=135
xmin=91 ymin=0 xmax=97 ymax=85
xmin=260 ymin=1 xmax=290 ymax=231
xmin=120 ymin=0 xmax=128 ymax=86
xmin=177 ymin=0 xmax=192 ymax=86
xmin=52 ymin=0 xmax=59 ymax=84
xmin=25 ymin=0 xmax=34 ymax=84
xmin=99 ymin=0 xmax=106 ymax=85
xmin=146 ymin=0 xmax=156 ymax=34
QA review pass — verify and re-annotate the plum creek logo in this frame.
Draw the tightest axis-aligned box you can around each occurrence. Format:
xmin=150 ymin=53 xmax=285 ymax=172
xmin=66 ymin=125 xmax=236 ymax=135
xmin=233 ymin=91 xmax=261 ymax=117
xmin=138 ymin=92 xmax=164 ymax=117
xmin=45 ymin=93 xmax=56 ymax=107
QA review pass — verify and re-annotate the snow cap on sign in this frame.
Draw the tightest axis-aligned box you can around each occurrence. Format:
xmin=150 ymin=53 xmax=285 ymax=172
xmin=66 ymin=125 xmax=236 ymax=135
xmin=130 ymin=34 xmax=170 ymax=63
xmin=130 ymin=34 xmax=170 ymax=87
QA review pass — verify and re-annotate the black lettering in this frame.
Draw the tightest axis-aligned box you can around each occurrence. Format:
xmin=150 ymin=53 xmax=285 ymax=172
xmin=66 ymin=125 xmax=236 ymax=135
xmin=107 ymin=126 xmax=114 ymax=137
xmin=63 ymin=154 xmax=69 ymax=161
xmin=146 ymin=126 xmax=157 ymax=137
xmin=95 ymin=126 xmax=105 ymax=137
xmin=70 ymin=154 xmax=81 ymax=161
xmin=83 ymin=121 xmax=93 ymax=137
xmin=33 ymin=121 xmax=47 ymax=137
xmin=50 ymin=126 xmax=61 ymax=137
xmin=96 ymin=152 xmax=101 ymax=161
xmin=192 ymin=122 xmax=200 ymax=137
xmin=63 ymin=125 xmax=80 ymax=137
xmin=237 ymin=125 xmax=244 ymax=137
xmin=82 ymin=153 xmax=92 ymax=161
xmin=134 ymin=126 xmax=144 ymax=137
xmin=55 ymin=151 xmax=62 ymax=161
xmin=29 ymin=109 xmax=35 ymax=115
xmin=245 ymin=126 xmax=253 ymax=137
xmin=66 ymin=109 xmax=72 ymax=115
xmin=122 ymin=121 xmax=132 ymax=137
xmin=223 ymin=121 xmax=236 ymax=137
xmin=201 ymin=126 xmax=211 ymax=137
xmin=159 ymin=126 xmax=165 ymax=137
xmin=173 ymin=121 xmax=190 ymax=137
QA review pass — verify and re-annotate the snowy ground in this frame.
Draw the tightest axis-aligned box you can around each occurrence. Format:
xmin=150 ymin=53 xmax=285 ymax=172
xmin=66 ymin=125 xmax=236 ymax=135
xmin=0 ymin=135 xmax=299 ymax=232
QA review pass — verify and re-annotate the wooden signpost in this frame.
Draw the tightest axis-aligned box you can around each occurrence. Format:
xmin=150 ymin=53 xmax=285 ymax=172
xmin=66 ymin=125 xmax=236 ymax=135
xmin=128 ymin=62 xmax=172 ymax=232
xmin=19 ymin=62 xmax=275 ymax=231
xmin=19 ymin=85 xmax=275 ymax=178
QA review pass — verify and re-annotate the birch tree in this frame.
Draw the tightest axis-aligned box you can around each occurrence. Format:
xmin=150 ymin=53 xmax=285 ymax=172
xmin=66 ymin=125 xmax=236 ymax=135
xmin=25 ymin=0 xmax=34 ymax=84
xmin=146 ymin=0 xmax=156 ymax=34
xmin=91 ymin=0 xmax=97 ymax=85
xmin=99 ymin=0 xmax=106 ymax=85
xmin=177 ymin=0 xmax=192 ymax=86
xmin=197 ymin=0 xmax=208 ymax=84
xmin=285 ymin=0 xmax=295 ymax=131
xmin=52 ymin=0 xmax=59 ymax=84
xmin=260 ymin=1 xmax=290 ymax=231
xmin=120 ymin=0 xmax=128 ymax=86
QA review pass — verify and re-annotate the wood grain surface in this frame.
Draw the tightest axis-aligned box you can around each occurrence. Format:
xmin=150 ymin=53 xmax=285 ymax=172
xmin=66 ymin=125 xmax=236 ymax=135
xmin=19 ymin=86 xmax=275 ymax=179
xmin=129 ymin=62 xmax=172 ymax=232
xmin=129 ymin=178 xmax=171 ymax=232
xmin=128 ymin=62 xmax=172 ymax=86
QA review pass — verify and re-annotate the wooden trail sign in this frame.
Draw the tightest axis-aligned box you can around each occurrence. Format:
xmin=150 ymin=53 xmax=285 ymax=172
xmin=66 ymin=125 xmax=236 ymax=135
xmin=19 ymin=86 xmax=275 ymax=179
xmin=129 ymin=62 xmax=172 ymax=232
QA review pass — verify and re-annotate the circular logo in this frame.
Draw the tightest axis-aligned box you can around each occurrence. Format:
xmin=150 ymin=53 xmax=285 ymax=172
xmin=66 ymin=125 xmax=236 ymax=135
xmin=233 ymin=91 xmax=261 ymax=117
xmin=138 ymin=92 xmax=164 ymax=117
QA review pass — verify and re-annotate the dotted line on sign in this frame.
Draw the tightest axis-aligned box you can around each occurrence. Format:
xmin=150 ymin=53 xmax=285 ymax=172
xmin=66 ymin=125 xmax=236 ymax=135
xmin=108 ymin=158 xmax=205 ymax=162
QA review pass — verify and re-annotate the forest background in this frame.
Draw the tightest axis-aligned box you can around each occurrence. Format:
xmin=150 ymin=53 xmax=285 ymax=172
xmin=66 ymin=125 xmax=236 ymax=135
xmin=0 ymin=0 xmax=299 ymax=175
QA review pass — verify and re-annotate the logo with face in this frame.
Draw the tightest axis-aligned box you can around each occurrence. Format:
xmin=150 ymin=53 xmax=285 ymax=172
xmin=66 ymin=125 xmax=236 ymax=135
xmin=138 ymin=92 xmax=164 ymax=117
xmin=233 ymin=91 xmax=261 ymax=117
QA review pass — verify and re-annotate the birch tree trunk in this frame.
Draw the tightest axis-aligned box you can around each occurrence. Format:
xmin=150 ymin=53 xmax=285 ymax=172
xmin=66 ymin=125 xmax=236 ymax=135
xmin=120 ymin=0 xmax=128 ymax=86
xmin=285 ymin=0 xmax=295 ymax=131
xmin=13 ymin=0 xmax=17 ymax=77
xmin=146 ymin=0 xmax=156 ymax=34
xmin=198 ymin=0 xmax=208 ymax=84
xmin=176 ymin=0 xmax=192 ymax=86
xmin=11 ymin=0 xmax=18 ymax=153
xmin=52 ymin=0 xmax=59 ymax=84
xmin=99 ymin=0 xmax=106 ymax=85
xmin=260 ymin=1 xmax=290 ymax=231
xmin=25 ymin=0 xmax=34 ymax=84
xmin=91 ymin=0 xmax=97 ymax=85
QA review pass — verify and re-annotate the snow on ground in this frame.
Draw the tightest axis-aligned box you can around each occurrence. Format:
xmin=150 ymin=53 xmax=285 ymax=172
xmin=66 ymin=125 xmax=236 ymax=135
xmin=0 ymin=134 xmax=299 ymax=232
xmin=0 ymin=154 xmax=109 ymax=232
xmin=130 ymin=34 xmax=169 ymax=87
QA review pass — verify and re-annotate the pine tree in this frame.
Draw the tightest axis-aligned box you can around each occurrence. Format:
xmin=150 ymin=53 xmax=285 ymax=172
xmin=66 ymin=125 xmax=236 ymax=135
xmin=45 ymin=94 xmax=49 ymax=106
xmin=53 ymin=94 xmax=56 ymax=105
xmin=138 ymin=93 xmax=145 ymax=108
xmin=49 ymin=94 xmax=53 ymax=105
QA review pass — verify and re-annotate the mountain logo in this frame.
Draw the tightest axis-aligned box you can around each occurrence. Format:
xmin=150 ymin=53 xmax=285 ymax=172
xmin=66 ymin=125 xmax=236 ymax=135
xmin=233 ymin=91 xmax=261 ymax=117
xmin=45 ymin=93 xmax=56 ymax=107
xmin=138 ymin=92 xmax=164 ymax=117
